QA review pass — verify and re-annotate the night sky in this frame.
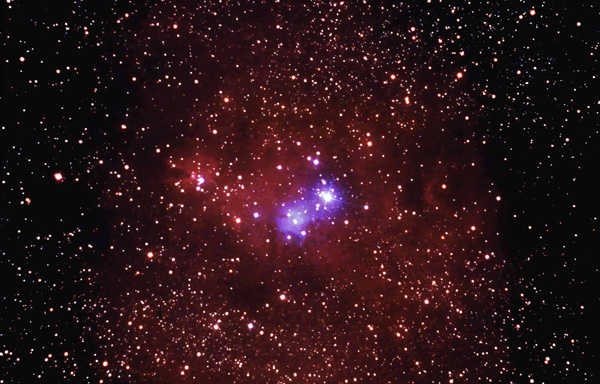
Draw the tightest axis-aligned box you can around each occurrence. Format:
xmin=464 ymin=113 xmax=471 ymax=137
xmin=2 ymin=1 xmax=597 ymax=383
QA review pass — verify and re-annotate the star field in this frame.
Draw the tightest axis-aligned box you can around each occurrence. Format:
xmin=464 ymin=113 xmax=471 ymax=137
xmin=2 ymin=1 xmax=597 ymax=383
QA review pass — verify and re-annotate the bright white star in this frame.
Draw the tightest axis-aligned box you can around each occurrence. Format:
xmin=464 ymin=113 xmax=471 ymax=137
xmin=321 ymin=191 xmax=333 ymax=202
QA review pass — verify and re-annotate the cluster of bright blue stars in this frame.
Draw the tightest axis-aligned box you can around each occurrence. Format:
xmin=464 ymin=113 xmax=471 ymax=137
xmin=276 ymin=181 xmax=341 ymax=239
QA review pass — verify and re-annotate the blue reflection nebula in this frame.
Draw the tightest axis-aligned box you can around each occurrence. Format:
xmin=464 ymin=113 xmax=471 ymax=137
xmin=276 ymin=181 xmax=340 ymax=238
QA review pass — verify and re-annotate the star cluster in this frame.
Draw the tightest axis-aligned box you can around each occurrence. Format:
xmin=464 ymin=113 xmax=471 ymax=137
xmin=2 ymin=1 xmax=596 ymax=383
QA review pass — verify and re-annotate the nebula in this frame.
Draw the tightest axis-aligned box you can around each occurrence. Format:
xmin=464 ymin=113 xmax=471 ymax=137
xmin=81 ymin=2 xmax=511 ymax=382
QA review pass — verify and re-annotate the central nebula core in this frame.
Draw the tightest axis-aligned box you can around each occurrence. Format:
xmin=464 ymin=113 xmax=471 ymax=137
xmin=276 ymin=181 xmax=341 ymax=238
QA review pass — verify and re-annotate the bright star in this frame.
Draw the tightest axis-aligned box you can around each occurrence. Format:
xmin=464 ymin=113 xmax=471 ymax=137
xmin=321 ymin=191 xmax=333 ymax=202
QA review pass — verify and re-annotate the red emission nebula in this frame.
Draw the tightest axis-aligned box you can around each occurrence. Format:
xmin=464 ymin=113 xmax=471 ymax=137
xmin=87 ymin=2 xmax=509 ymax=383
